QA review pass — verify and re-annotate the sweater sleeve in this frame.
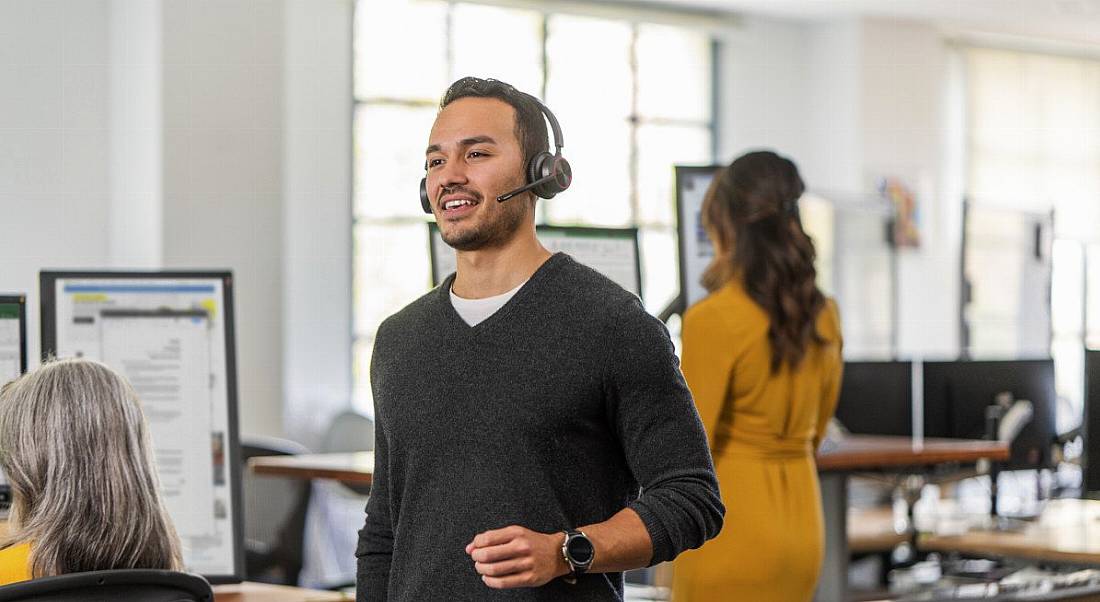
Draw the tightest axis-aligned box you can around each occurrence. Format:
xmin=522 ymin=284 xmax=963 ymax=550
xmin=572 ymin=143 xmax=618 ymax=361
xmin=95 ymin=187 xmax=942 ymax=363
xmin=356 ymin=332 xmax=394 ymax=601
xmin=603 ymin=298 xmax=725 ymax=565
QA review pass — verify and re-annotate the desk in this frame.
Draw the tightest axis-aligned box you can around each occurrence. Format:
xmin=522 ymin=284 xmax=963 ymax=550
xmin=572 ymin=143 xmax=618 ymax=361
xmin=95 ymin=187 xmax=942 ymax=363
xmin=248 ymin=453 xmax=374 ymax=485
xmin=246 ymin=439 xmax=1009 ymax=600
xmin=920 ymin=498 xmax=1100 ymax=566
xmin=814 ymin=435 xmax=1009 ymax=602
xmin=213 ymin=582 xmax=351 ymax=601
xmin=849 ymin=506 xmax=907 ymax=554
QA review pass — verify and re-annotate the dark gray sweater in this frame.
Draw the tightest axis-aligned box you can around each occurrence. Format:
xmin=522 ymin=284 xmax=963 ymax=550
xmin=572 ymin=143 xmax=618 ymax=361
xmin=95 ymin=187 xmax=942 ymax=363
xmin=356 ymin=253 xmax=724 ymax=601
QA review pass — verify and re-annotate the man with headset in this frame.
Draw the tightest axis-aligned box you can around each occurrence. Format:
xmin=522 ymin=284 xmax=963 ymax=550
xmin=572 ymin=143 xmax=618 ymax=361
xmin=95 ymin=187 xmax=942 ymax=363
xmin=356 ymin=77 xmax=724 ymax=601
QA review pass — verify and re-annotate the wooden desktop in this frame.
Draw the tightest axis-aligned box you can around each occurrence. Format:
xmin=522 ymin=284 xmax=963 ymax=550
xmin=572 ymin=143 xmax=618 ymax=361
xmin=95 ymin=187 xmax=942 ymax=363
xmin=920 ymin=498 xmax=1100 ymax=566
xmin=814 ymin=434 xmax=1010 ymax=601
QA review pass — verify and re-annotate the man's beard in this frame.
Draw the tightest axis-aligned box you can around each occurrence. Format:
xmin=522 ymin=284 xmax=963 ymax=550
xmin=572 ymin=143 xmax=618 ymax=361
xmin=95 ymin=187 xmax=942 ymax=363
xmin=441 ymin=188 xmax=529 ymax=252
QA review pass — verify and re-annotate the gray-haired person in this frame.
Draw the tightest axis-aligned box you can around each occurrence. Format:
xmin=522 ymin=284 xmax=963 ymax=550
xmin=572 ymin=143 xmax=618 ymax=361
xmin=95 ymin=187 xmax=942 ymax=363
xmin=0 ymin=358 xmax=182 ymax=583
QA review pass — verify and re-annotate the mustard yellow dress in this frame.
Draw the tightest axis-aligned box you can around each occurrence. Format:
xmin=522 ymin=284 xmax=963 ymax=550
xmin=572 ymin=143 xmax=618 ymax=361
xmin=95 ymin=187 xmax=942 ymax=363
xmin=0 ymin=543 xmax=32 ymax=585
xmin=672 ymin=280 xmax=843 ymax=602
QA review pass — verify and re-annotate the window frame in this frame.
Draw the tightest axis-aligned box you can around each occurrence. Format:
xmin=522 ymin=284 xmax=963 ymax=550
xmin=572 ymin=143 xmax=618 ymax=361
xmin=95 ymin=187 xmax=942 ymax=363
xmin=351 ymin=0 xmax=718 ymax=411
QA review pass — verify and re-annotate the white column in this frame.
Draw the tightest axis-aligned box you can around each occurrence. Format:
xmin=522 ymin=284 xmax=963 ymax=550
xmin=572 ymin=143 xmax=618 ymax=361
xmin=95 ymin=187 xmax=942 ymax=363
xmin=109 ymin=0 xmax=163 ymax=268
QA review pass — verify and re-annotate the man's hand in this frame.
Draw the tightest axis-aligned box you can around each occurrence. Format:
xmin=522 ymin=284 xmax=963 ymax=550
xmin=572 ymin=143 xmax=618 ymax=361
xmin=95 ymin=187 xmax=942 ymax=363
xmin=465 ymin=525 xmax=570 ymax=589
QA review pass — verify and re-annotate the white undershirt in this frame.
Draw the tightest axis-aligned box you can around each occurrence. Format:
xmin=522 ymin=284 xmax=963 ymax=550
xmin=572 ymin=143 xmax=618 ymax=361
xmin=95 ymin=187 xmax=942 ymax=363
xmin=449 ymin=280 xmax=527 ymax=327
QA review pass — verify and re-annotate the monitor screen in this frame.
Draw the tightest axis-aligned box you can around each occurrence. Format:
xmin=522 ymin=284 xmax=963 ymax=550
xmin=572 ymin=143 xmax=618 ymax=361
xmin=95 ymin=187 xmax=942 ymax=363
xmin=1086 ymin=350 xmax=1100 ymax=493
xmin=0 ymin=296 xmax=26 ymax=385
xmin=922 ymin=359 xmax=1056 ymax=470
xmin=675 ymin=165 xmax=721 ymax=309
xmin=429 ymin=224 xmax=643 ymax=298
xmin=39 ymin=272 xmax=242 ymax=583
xmin=834 ymin=361 xmax=913 ymax=437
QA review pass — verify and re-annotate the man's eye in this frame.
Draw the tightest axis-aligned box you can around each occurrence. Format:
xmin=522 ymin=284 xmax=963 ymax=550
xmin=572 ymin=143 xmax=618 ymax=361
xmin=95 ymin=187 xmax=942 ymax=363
xmin=427 ymin=158 xmax=443 ymax=168
xmin=469 ymin=151 xmax=488 ymax=159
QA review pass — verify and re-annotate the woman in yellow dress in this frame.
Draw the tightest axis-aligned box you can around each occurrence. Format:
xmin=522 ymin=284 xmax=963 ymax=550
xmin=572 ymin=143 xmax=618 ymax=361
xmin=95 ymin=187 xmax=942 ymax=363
xmin=0 ymin=358 xmax=182 ymax=584
xmin=672 ymin=151 xmax=843 ymax=601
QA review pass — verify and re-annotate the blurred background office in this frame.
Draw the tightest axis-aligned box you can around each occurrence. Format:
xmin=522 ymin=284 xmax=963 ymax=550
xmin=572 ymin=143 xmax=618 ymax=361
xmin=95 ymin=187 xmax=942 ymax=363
xmin=4 ymin=0 xmax=1100 ymax=598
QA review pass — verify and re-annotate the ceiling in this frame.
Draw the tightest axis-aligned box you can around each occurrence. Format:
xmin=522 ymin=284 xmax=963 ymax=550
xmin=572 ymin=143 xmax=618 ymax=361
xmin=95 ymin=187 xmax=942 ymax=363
xmin=610 ymin=0 xmax=1100 ymax=46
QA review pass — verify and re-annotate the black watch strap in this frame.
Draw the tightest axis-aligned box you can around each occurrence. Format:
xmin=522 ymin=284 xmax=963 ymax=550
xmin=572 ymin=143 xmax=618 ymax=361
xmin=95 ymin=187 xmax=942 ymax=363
xmin=561 ymin=529 xmax=594 ymax=582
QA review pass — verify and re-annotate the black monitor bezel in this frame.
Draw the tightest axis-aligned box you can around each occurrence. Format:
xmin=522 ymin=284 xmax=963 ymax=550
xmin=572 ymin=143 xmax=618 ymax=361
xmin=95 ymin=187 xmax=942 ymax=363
xmin=0 ymin=294 xmax=27 ymax=376
xmin=428 ymin=223 xmax=644 ymax=298
xmin=39 ymin=270 xmax=244 ymax=584
xmin=1086 ymin=350 xmax=1100 ymax=493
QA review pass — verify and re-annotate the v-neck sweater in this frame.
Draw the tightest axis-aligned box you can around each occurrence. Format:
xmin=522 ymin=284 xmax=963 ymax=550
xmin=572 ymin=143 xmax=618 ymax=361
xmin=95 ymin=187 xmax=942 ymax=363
xmin=356 ymin=253 xmax=724 ymax=601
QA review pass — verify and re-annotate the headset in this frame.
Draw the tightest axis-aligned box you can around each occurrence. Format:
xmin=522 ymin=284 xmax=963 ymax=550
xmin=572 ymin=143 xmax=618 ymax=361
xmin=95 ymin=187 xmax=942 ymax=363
xmin=419 ymin=92 xmax=572 ymax=214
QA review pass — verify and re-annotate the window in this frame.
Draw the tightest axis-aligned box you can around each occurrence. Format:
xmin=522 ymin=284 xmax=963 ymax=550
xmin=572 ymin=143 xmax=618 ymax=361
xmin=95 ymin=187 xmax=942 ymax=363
xmin=352 ymin=0 xmax=715 ymax=414
xmin=966 ymin=46 xmax=1100 ymax=432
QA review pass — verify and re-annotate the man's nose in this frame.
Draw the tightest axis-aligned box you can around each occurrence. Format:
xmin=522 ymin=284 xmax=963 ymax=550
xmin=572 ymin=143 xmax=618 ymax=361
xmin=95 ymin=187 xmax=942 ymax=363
xmin=437 ymin=159 xmax=468 ymax=193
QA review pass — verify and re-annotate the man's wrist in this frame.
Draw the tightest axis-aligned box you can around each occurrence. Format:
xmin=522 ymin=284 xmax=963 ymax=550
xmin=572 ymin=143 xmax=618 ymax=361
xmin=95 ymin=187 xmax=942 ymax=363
xmin=554 ymin=531 xmax=572 ymax=578
xmin=559 ymin=529 xmax=597 ymax=582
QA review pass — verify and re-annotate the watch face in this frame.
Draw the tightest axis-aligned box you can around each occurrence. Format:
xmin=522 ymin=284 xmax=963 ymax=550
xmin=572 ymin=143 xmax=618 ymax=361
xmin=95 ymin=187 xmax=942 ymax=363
xmin=567 ymin=534 xmax=594 ymax=565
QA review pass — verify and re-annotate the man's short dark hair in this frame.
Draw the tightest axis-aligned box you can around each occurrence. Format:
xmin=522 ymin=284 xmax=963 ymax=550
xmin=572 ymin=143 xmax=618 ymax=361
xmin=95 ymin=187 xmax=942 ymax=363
xmin=440 ymin=77 xmax=549 ymax=167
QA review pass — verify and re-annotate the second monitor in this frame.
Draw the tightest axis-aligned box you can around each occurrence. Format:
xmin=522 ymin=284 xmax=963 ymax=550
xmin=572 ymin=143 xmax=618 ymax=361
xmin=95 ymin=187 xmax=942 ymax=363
xmin=39 ymin=271 xmax=243 ymax=583
xmin=834 ymin=361 xmax=913 ymax=437
xmin=0 ymin=295 xmax=26 ymax=385
xmin=922 ymin=359 xmax=1056 ymax=470
xmin=428 ymin=223 xmax=643 ymax=298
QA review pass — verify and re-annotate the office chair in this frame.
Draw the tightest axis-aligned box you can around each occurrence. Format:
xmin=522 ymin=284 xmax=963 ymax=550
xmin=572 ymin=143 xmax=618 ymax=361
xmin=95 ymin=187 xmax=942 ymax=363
xmin=0 ymin=569 xmax=212 ymax=601
xmin=321 ymin=410 xmax=374 ymax=496
xmin=321 ymin=410 xmax=375 ymax=454
xmin=299 ymin=410 xmax=374 ymax=589
xmin=241 ymin=435 xmax=311 ymax=586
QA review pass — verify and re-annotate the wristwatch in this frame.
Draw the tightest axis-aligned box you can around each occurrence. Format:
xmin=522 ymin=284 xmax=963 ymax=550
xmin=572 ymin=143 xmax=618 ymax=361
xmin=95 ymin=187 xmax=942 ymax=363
xmin=561 ymin=529 xmax=595 ymax=583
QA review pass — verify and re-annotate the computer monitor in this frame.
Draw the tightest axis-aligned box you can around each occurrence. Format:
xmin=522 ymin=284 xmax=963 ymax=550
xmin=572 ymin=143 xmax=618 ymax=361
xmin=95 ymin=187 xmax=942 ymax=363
xmin=39 ymin=271 xmax=242 ymax=583
xmin=429 ymin=224 xmax=643 ymax=297
xmin=922 ymin=359 xmax=1056 ymax=470
xmin=1085 ymin=350 xmax=1100 ymax=493
xmin=675 ymin=165 xmax=721 ymax=309
xmin=834 ymin=361 xmax=913 ymax=437
xmin=0 ymin=295 xmax=27 ymax=385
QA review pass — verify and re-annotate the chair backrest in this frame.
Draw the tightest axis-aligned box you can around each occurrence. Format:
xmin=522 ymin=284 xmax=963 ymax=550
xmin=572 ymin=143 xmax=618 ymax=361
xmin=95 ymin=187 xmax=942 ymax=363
xmin=0 ymin=569 xmax=212 ymax=601
xmin=241 ymin=436 xmax=311 ymax=547
xmin=321 ymin=410 xmax=374 ymax=453
xmin=240 ymin=435 xmax=311 ymax=585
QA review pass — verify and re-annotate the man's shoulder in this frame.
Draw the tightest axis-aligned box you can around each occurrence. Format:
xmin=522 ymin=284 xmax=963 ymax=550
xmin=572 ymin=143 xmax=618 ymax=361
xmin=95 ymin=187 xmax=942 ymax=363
xmin=376 ymin=285 xmax=443 ymax=341
xmin=553 ymin=254 xmax=641 ymax=314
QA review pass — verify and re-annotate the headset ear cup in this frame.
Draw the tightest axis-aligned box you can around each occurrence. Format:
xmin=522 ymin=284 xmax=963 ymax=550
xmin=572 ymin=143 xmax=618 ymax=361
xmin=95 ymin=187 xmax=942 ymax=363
xmin=528 ymin=151 xmax=567 ymax=200
xmin=533 ymin=154 xmax=572 ymax=200
xmin=527 ymin=152 xmax=551 ymax=199
xmin=419 ymin=178 xmax=432 ymax=214
xmin=553 ymin=157 xmax=572 ymax=194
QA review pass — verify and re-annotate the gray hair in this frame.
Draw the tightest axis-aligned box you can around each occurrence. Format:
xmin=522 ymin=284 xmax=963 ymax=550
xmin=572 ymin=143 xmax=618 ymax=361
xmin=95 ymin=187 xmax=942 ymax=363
xmin=0 ymin=358 xmax=182 ymax=577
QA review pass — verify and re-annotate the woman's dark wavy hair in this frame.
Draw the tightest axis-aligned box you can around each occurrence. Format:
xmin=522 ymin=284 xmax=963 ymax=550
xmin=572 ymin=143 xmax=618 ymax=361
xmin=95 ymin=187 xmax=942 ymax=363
xmin=701 ymin=150 xmax=827 ymax=373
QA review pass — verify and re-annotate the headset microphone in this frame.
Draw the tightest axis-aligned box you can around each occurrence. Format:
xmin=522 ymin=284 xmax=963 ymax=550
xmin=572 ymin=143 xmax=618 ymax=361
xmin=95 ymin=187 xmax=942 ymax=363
xmin=497 ymin=169 xmax=569 ymax=203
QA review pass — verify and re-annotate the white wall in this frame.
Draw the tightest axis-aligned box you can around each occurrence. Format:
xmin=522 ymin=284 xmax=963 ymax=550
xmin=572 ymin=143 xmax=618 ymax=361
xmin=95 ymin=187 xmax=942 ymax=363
xmin=283 ymin=0 xmax=354 ymax=447
xmin=0 ymin=0 xmax=113 ymax=364
xmin=859 ymin=19 xmax=961 ymax=358
xmin=716 ymin=16 xmax=811 ymax=165
xmin=716 ymin=15 xmax=962 ymax=358
xmin=804 ymin=18 xmax=865 ymax=193
xmin=109 ymin=0 xmax=163 ymax=268
xmin=0 ymin=0 xmax=354 ymax=444
xmin=160 ymin=0 xmax=288 ymax=439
